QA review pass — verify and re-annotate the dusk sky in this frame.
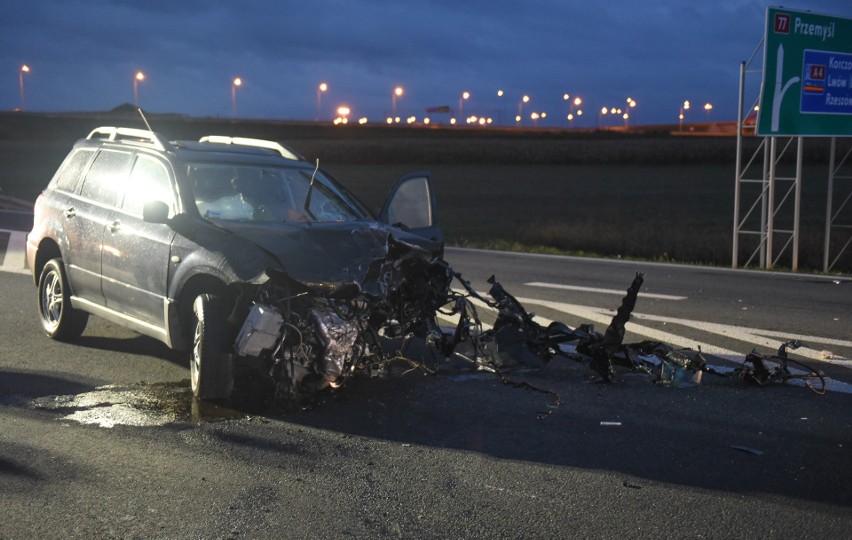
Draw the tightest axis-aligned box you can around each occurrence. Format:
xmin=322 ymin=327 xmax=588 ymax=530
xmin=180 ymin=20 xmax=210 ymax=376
xmin=2 ymin=1 xmax=849 ymax=127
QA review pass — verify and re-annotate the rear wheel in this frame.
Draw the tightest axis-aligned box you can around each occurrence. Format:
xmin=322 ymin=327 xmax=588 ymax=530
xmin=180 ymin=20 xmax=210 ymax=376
xmin=190 ymin=294 xmax=234 ymax=400
xmin=37 ymin=258 xmax=88 ymax=340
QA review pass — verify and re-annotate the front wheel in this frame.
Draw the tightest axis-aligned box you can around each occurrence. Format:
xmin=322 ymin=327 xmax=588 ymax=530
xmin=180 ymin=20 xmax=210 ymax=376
xmin=37 ymin=258 xmax=88 ymax=340
xmin=190 ymin=294 xmax=234 ymax=401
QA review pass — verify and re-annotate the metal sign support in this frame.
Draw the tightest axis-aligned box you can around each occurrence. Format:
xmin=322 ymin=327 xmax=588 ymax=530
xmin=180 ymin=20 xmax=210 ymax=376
xmin=824 ymin=139 xmax=852 ymax=272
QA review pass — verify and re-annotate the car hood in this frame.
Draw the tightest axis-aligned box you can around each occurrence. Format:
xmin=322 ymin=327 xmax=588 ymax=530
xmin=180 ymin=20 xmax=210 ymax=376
xmin=220 ymin=220 xmax=440 ymax=286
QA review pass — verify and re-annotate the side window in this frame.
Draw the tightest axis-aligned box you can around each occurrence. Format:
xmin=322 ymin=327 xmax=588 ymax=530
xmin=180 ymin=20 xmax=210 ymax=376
xmin=79 ymin=149 xmax=132 ymax=207
xmin=54 ymin=149 xmax=95 ymax=193
xmin=386 ymin=176 xmax=433 ymax=229
xmin=122 ymin=154 xmax=174 ymax=217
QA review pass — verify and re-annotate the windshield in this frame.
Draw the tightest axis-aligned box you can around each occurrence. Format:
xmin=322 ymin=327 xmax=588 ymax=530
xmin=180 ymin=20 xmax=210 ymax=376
xmin=186 ymin=162 xmax=368 ymax=222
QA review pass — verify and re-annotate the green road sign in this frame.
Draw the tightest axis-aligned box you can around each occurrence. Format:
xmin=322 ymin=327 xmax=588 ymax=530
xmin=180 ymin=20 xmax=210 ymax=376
xmin=757 ymin=7 xmax=852 ymax=137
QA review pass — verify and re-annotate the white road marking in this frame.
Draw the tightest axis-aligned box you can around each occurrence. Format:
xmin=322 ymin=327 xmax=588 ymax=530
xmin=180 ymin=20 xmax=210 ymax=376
xmin=526 ymin=281 xmax=687 ymax=301
xmin=0 ymin=230 xmax=29 ymax=275
xmin=446 ymin=288 xmax=850 ymax=365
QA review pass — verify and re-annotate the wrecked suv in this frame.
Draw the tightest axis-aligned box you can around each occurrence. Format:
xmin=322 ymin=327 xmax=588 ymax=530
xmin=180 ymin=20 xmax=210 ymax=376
xmin=27 ymin=127 xmax=443 ymax=401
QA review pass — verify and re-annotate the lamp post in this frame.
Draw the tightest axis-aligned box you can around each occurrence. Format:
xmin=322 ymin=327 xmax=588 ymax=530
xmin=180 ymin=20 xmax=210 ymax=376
xmin=679 ymin=100 xmax=690 ymax=131
xmin=133 ymin=71 xmax=145 ymax=107
xmin=231 ymin=77 xmax=242 ymax=118
xmin=392 ymin=86 xmax=403 ymax=116
xmin=19 ymin=64 xmax=30 ymax=111
xmin=625 ymin=97 xmax=636 ymax=127
xmin=316 ymin=82 xmax=328 ymax=121
xmin=459 ymin=91 xmax=470 ymax=121
xmin=517 ymin=95 xmax=530 ymax=125
xmin=704 ymin=102 xmax=713 ymax=117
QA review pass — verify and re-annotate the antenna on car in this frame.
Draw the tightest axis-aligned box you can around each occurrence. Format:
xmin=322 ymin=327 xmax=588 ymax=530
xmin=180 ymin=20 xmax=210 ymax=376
xmin=137 ymin=107 xmax=154 ymax=133
xmin=303 ymin=158 xmax=320 ymax=218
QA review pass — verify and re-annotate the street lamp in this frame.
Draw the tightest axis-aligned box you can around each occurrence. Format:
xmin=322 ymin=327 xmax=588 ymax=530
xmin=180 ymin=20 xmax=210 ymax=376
xmin=316 ymin=82 xmax=328 ymax=120
xmin=459 ymin=91 xmax=470 ymax=120
xmin=570 ymin=96 xmax=582 ymax=126
xmin=133 ymin=71 xmax=145 ymax=107
xmin=704 ymin=102 xmax=713 ymax=117
xmin=19 ymin=64 xmax=30 ymax=111
xmin=518 ymin=95 xmax=530 ymax=125
xmin=392 ymin=86 xmax=404 ymax=116
xmin=679 ymin=100 xmax=690 ymax=131
xmin=231 ymin=77 xmax=242 ymax=118
xmin=624 ymin=98 xmax=636 ymax=128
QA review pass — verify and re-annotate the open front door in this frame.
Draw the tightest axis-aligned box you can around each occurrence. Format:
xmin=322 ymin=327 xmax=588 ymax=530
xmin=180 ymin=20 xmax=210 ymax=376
xmin=379 ymin=172 xmax=443 ymax=244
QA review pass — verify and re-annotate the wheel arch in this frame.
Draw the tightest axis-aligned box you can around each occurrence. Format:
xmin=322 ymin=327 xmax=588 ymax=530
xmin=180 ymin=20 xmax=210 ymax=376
xmin=170 ymin=272 xmax=233 ymax=350
xmin=33 ymin=238 xmax=62 ymax=286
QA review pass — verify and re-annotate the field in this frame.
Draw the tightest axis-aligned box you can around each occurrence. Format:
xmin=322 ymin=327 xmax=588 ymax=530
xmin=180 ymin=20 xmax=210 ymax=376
xmin=1 ymin=111 xmax=848 ymax=273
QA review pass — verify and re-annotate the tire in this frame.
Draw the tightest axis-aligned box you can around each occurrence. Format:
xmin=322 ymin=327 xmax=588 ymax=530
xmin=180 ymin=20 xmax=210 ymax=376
xmin=37 ymin=258 xmax=88 ymax=340
xmin=190 ymin=294 xmax=234 ymax=400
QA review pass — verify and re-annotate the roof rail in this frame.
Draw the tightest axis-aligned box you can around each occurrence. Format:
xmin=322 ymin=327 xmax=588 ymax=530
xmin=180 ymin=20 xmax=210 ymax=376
xmin=198 ymin=135 xmax=300 ymax=160
xmin=86 ymin=126 xmax=169 ymax=151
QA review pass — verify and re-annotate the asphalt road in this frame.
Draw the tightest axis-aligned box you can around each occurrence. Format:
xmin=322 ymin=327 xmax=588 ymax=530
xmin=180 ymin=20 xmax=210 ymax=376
xmin=1 ymin=240 xmax=851 ymax=538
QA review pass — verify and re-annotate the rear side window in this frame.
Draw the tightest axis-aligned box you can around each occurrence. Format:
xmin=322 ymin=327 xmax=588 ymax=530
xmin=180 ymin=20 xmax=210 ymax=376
xmin=79 ymin=149 xmax=132 ymax=206
xmin=122 ymin=154 xmax=174 ymax=217
xmin=54 ymin=149 xmax=95 ymax=192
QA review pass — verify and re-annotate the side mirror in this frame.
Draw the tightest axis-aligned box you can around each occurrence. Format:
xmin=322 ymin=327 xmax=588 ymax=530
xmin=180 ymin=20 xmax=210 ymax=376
xmin=142 ymin=200 xmax=170 ymax=224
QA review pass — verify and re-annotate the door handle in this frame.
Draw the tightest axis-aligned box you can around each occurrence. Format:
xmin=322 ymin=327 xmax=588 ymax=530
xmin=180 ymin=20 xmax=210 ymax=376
xmin=109 ymin=220 xmax=121 ymax=234
xmin=64 ymin=207 xmax=76 ymax=219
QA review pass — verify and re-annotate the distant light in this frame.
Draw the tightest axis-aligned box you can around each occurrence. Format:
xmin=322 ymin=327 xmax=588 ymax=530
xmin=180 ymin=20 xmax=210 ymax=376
xmin=479 ymin=117 xmax=486 ymax=125
xmin=515 ymin=115 xmax=521 ymax=122
xmin=450 ymin=118 xmax=457 ymax=125
xmin=610 ymin=107 xmax=616 ymax=114
xmin=576 ymin=109 xmax=583 ymax=115
xmin=601 ymin=107 xmax=608 ymax=115
xmin=753 ymin=105 xmax=760 ymax=111
xmin=407 ymin=116 xmax=416 ymax=124
xmin=21 ymin=65 xmax=30 ymax=73
xmin=683 ymin=100 xmax=690 ymax=109
xmin=136 ymin=71 xmax=146 ymax=81
xmin=232 ymin=77 xmax=242 ymax=87
xmin=358 ymin=117 xmax=368 ymax=124
xmin=487 ymin=118 xmax=493 ymax=124
xmin=394 ymin=116 xmax=401 ymax=123
xmin=319 ymin=82 xmax=328 ymax=92
xmin=563 ymin=93 xmax=570 ymax=101
xmin=530 ymin=112 xmax=539 ymax=120
xmin=497 ymin=89 xmax=504 ymax=97
xmin=394 ymin=86 xmax=404 ymax=97
xmin=386 ymin=117 xmax=393 ymax=124
xmin=337 ymin=106 xmax=350 ymax=116
xmin=678 ymin=113 xmax=684 ymax=120
xmin=574 ymin=97 xmax=582 ymax=106
xmin=462 ymin=91 xmax=470 ymax=100
xmin=704 ymin=102 xmax=713 ymax=111
xmin=522 ymin=95 xmax=530 ymax=103
xmin=541 ymin=112 xmax=547 ymax=119
xmin=424 ymin=117 xmax=431 ymax=124
xmin=567 ymin=114 xmax=574 ymax=120
xmin=622 ymin=113 xmax=628 ymax=120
